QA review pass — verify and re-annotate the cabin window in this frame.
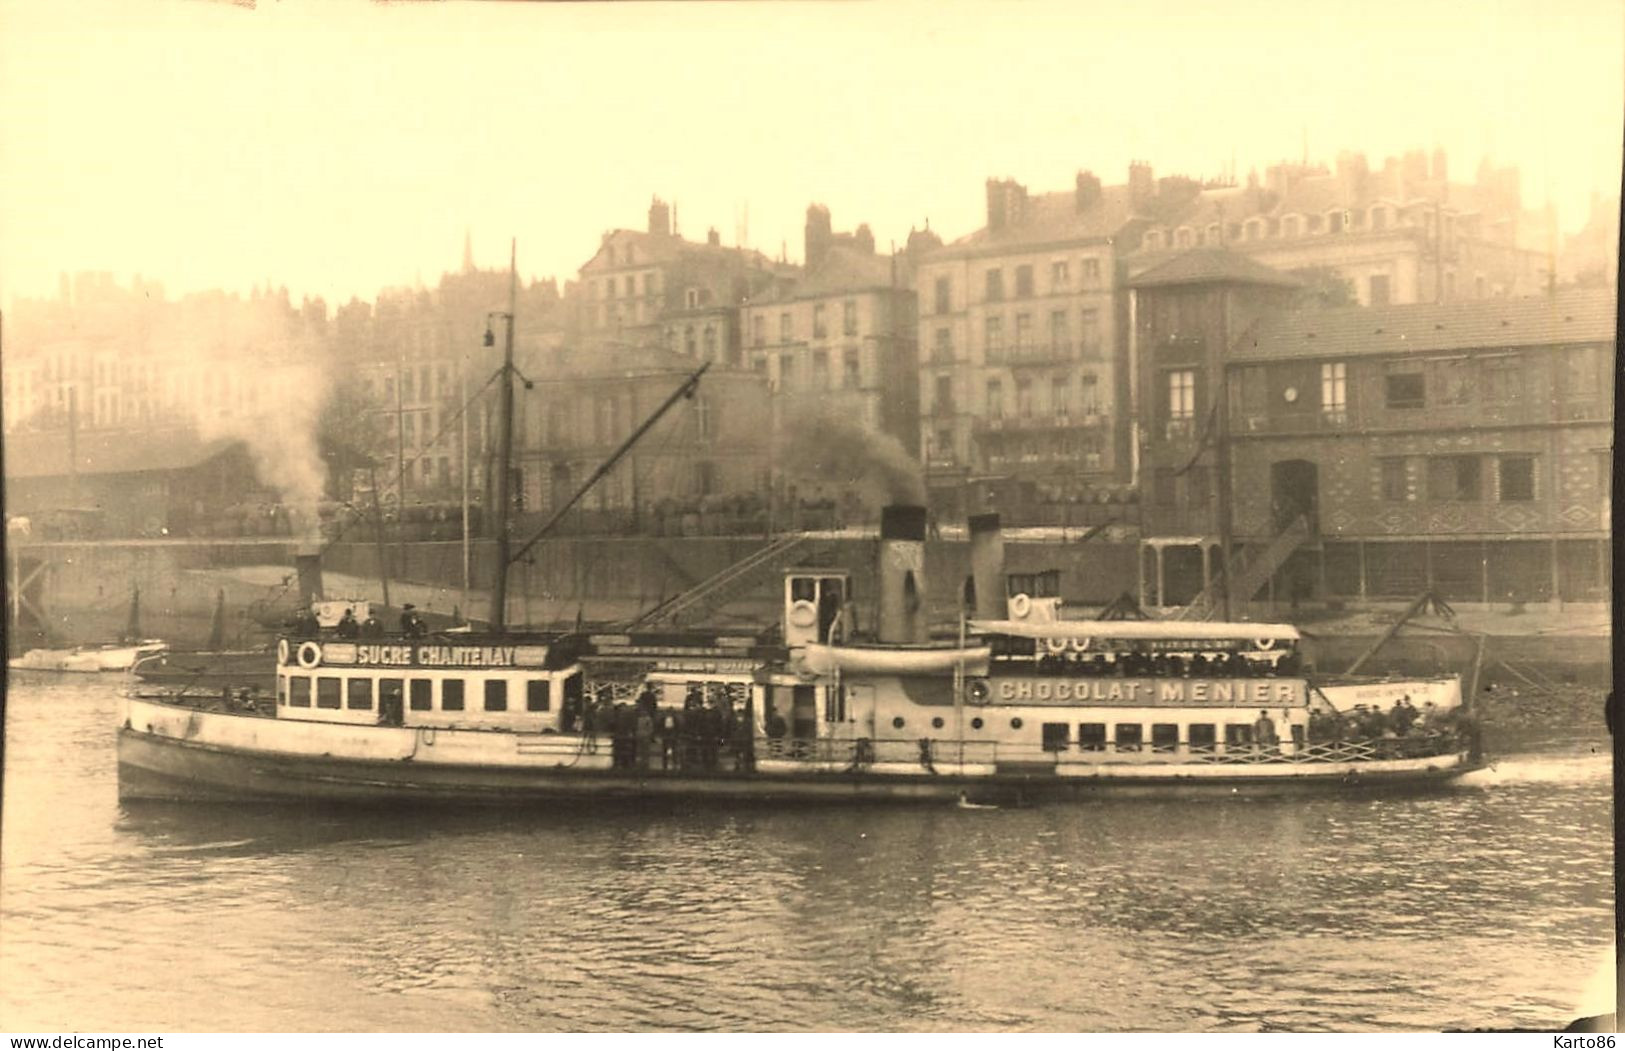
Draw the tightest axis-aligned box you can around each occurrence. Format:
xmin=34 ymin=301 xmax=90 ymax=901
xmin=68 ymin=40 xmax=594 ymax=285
xmin=1114 ymin=724 xmax=1144 ymax=752
xmin=1189 ymin=724 xmax=1217 ymax=752
xmin=892 ymin=716 xmax=906 ymax=730
xmin=971 ymin=717 xmax=985 ymax=730
xmin=1041 ymin=722 xmax=1069 ymax=752
xmin=380 ymin=678 xmax=403 ymax=716
xmin=278 ymin=676 xmax=288 ymax=706
xmin=317 ymin=677 xmax=342 ymax=709
xmin=1151 ymin=723 xmax=1179 ymax=752
xmin=347 ymin=679 xmax=373 ymax=710
xmin=485 ymin=680 xmax=508 ymax=712
xmin=1225 ymin=724 xmax=1254 ymax=748
xmin=409 ymin=679 xmax=432 ymax=711
xmin=1077 ymin=722 xmax=1107 ymax=751
xmin=932 ymin=717 xmax=945 ymax=729
xmin=289 ymin=676 xmax=311 ymax=708
xmin=442 ymin=679 xmax=466 ymax=711
xmin=527 ymin=679 xmax=551 ymax=712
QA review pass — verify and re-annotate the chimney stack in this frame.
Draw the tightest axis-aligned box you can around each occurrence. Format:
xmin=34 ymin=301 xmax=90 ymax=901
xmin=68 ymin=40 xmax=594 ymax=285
xmin=295 ymin=542 xmax=324 ymax=609
xmin=1074 ymin=170 xmax=1102 ymax=211
xmin=804 ymin=204 xmax=833 ymax=269
xmin=648 ymin=197 xmax=672 ymax=237
xmin=706 ymin=227 xmax=721 ymax=247
xmin=967 ymin=513 xmax=1007 ymax=621
xmin=1129 ymin=161 xmax=1155 ymax=209
xmin=877 ymin=505 xmax=928 ymax=644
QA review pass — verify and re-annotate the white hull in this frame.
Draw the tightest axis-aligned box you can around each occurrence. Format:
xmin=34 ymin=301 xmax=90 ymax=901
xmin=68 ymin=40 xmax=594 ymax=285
xmin=11 ymin=640 xmax=167 ymax=673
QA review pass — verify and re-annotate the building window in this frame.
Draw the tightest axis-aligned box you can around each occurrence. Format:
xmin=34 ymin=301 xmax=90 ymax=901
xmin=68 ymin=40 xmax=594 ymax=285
xmin=985 ymin=268 xmax=1004 ymax=303
xmin=1498 ymin=456 xmax=1535 ymax=502
xmin=985 ymin=316 xmax=1003 ymax=359
xmin=778 ymin=353 xmax=795 ymax=390
xmin=703 ymin=325 xmax=717 ymax=360
xmin=1079 ymin=373 xmax=1099 ymax=415
xmin=527 ymin=680 xmax=550 ymax=712
xmin=1428 ymin=455 xmax=1482 ymax=501
xmin=685 ymin=288 xmax=700 ymax=309
xmin=1015 ymin=265 xmax=1034 ymax=298
xmin=986 ymin=378 xmax=1003 ymax=418
xmin=1051 ymin=260 xmax=1070 ymax=288
xmin=1426 ymin=358 xmax=1470 ymax=405
xmin=347 ymin=679 xmax=373 ymax=710
xmin=624 ymin=275 xmax=636 ymax=296
xmin=1482 ymin=355 xmax=1521 ymax=403
xmin=934 ymin=276 xmax=951 ymax=314
xmin=1049 ymin=309 xmax=1069 ymax=352
xmin=1369 ymin=274 xmax=1391 ymax=305
xmin=1016 ymin=377 xmax=1034 ymax=418
xmin=409 ymin=679 xmax=432 ymax=711
xmin=1380 ymin=457 xmax=1409 ymax=501
xmin=779 ymin=312 xmax=792 ymax=342
xmin=934 ymin=375 xmax=953 ymax=416
xmin=812 ymin=350 xmax=829 ymax=390
xmin=442 ymin=679 xmax=466 ymax=711
xmin=1079 ymin=309 xmax=1100 ymax=356
xmin=752 ymin=315 xmax=765 ymax=347
xmin=1176 ymin=228 xmax=1194 ymax=248
xmin=813 ymin=304 xmax=827 ymax=339
xmin=484 ymin=680 xmax=508 ymax=712
xmin=933 ymin=327 xmax=952 ymax=362
xmin=843 ymin=299 xmax=858 ymax=336
xmin=1167 ymin=370 xmax=1196 ymax=421
xmin=1051 ymin=375 xmax=1071 ymax=417
xmin=843 ymin=349 xmax=861 ymax=388
xmin=1320 ymin=362 xmax=1347 ymax=420
xmin=289 ymin=676 xmax=310 ymax=708
xmin=1013 ymin=313 xmax=1032 ymax=350
xmin=696 ymin=397 xmax=713 ymax=439
xmin=1385 ymin=365 xmax=1425 ymax=409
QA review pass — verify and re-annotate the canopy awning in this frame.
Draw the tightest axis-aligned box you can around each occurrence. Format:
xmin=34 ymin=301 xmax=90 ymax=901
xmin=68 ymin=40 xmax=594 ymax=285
xmin=969 ymin=619 xmax=1301 ymax=642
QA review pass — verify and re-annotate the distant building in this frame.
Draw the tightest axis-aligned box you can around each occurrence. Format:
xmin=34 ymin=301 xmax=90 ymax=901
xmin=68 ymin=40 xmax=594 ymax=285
xmin=915 ymin=170 xmax=1138 ymax=518
xmin=742 ymin=204 xmax=923 ymax=464
xmin=1127 ymin=150 xmax=1556 ymax=308
xmin=3 ymin=430 xmax=255 ymax=538
xmin=1127 ymin=247 xmax=1613 ymax=609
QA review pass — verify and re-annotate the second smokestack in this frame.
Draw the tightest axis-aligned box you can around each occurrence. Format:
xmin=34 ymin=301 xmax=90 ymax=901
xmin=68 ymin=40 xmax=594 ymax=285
xmin=967 ymin=512 xmax=1006 ymax=621
xmin=877 ymin=505 xmax=928 ymax=644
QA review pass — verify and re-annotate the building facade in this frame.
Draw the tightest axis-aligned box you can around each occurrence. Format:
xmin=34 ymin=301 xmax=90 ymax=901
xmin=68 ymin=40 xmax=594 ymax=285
xmin=915 ymin=172 xmax=1137 ymax=518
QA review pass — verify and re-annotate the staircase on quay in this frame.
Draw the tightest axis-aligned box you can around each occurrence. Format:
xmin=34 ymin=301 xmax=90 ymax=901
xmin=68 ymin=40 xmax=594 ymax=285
xmin=1172 ymin=515 xmax=1312 ymax=622
xmin=627 ymin=533 xmax=826 ymax=629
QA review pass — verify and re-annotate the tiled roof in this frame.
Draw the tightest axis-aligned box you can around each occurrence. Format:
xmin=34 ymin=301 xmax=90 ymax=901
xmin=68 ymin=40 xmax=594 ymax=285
xmin=1233 ymin=288 xmax=1618 ymax=362
xmin=1126 ymin=248 xmax=1302 ymax=289
xmin=753 ymin=246 xmax=898 ymax=303
xmin=4 ymin=430 xmax=243 ymax=481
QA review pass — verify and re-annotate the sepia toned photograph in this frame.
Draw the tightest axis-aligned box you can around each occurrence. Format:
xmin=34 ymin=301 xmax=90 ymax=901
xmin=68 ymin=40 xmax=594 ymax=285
xmin=0 ymin=0 xmax=1618 ymax=1035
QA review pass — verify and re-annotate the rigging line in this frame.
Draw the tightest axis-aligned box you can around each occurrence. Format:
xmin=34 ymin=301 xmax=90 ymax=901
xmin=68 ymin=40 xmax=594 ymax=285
xmin=1172 ymin=398 xmax=1220 ymax=478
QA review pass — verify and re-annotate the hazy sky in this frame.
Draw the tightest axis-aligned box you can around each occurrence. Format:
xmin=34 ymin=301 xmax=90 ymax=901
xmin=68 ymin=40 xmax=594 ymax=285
xmin=2 ymin=0 xmax=1620 ymax=308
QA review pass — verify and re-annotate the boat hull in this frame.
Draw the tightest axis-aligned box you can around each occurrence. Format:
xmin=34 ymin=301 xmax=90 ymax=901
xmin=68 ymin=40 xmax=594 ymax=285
xmin=118 ymin=699 xmax=1480 ymax=807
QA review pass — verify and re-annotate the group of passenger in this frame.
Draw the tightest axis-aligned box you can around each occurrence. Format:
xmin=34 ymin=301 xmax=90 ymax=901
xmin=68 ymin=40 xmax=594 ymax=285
xmin=287 ymin=604 xmax=420 ymax=639
xmin=1032 ymin=649 xmax=1302 ymax=678
xmin=562 ymin=685 xmax=752 ymax=773
xmin=1307 ymin=696 xmax=1467 ymax=745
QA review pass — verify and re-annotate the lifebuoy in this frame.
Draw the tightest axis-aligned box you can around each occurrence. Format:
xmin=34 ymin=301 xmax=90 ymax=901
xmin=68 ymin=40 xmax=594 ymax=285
xmin=788 ymin=600 xmax=818 ymax=629
xmin=1009 ymin=593 xmax=1032 ymax=619
xmin=1253 ymin=638 xmax=1277 ymax=651
xmin=276 ymin=639 xmax=290 ymax=665
xmin=1067 ymin=637 xmax=1092 ymax=653
xmin=966 ymin=679 xmax=990 ymax=704
xmin=1044 ymin=637 xmax=1069 ymax=654
xmin=296 ymin=641 xmax=322 ymax=669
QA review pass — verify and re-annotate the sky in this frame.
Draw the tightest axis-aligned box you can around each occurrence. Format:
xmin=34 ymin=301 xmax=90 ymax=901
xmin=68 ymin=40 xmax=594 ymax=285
xmin=1 ymin=0 xmax=1620 ymax=309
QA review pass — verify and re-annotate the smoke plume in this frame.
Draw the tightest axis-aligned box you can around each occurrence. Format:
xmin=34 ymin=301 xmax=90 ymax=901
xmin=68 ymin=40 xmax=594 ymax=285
xmin=778 ymin=404 xmax=925 ymax=507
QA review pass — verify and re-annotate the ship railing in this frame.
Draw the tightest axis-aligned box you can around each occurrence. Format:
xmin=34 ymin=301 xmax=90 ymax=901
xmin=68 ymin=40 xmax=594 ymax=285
xmin=1189 ymin=733 xmax=1463 ymax=765
xmin=757 ymin=736 xmax=1001 ymax=770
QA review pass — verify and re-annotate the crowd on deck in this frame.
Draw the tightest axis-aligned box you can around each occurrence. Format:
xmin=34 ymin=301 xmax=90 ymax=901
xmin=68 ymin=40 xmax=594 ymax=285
xmin=1028 ymin=649 xmax=1304 ymax=678
xmin=561 ymin=684 xmax=754 ymax=773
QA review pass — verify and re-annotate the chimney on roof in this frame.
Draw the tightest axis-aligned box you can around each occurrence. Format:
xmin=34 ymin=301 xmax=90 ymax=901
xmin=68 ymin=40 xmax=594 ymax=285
xmin=854 ymin=223 xmax=875 ymax=255
xmin=1128 ymin=162 xmax=1154 ymax=208
xmin=985 ymin=178 xmax=1028 ymax=231
xmin=805 ymin=204 xmax=833 ymax=269
xmin=706 ymin=227 xmax=721 ymax=247
xmin=648 ymin=197 xmax=672 ymax=237
xmin=1074 ymin=170 xmax=1102 ymax=211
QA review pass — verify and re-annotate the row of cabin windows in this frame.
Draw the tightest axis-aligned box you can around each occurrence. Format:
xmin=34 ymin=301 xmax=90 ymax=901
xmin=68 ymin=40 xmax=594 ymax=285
xmin=1040 ymin=722 xmax=1290 ymax=752
xmin=281 ymin=675 xmax=552 ymax=713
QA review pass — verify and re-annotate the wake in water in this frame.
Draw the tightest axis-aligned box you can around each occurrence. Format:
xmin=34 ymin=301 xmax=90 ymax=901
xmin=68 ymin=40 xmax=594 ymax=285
xmin=1455 ymin=751 xmax=1612 ymax=788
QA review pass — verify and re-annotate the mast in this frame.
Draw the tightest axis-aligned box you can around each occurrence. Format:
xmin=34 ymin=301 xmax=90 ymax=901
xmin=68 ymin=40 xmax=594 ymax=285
xmin=490 ymin=238 xmax=518 ymax=631
xmin=460 ymin=351 xmax=471 ymax=623
xmin=1215 ymin=294 xmax=1235 ymax=621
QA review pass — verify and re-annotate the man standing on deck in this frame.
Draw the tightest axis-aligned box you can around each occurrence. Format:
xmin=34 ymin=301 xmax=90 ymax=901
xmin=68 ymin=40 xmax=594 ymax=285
xmin=1253 ymin=709 xmax=1278 ymax=753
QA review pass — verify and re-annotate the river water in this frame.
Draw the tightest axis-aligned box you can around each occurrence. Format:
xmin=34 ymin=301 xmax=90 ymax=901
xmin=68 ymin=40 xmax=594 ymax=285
xmin=0 ymin=676 xmax=1614 ymax=1032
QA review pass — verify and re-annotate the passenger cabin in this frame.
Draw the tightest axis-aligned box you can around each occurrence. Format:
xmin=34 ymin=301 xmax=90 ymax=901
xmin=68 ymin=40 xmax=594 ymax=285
xmin=273 ymin=634 xmax=583 ymax=732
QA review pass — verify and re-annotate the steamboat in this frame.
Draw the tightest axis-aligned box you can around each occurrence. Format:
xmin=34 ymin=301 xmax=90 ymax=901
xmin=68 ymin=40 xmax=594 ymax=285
xmin=117 ymin=290 xmax=1480 ymax=805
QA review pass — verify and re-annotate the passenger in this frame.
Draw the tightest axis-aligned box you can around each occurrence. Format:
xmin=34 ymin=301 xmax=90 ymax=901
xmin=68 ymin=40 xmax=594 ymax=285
xmin=1253 ymin=709 xmax=1278 ymax=752
xmin=292 ymin=607 xmax=320 ymax=636
xmin=1276 ymin=709 xmax=1297 ymax=757
xmin=399 ymin=603 xmax=425 ymax=637
xmin=1188 ymin=653 xmax=1209 ymax=677
xmin=634 ymin=705 xmax=655 ymax=771
xmin=361 ymin=612 xmax=384 ymax=638
xmin=335 ymin=608 xmax=360 ymax=639
xmin=1418 ymin=700 xmax=1440 ymax=734
xmin=613 ymin=702 xmax=635 ymax=769
xmin=1390 ymin=697 xmax=1417 ymax=736
xmin=659 ymin=708 xmax=679 ymax=770
xmin=765 ymin=707 xmax=788 ymax=757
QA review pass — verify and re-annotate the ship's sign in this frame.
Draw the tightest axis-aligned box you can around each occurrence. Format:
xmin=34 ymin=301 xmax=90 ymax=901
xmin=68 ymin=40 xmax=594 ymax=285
xmin=314 ymin=643 xmax=549 ymax=669
xmin=984 ymin=676 xmax=1305 ymax=707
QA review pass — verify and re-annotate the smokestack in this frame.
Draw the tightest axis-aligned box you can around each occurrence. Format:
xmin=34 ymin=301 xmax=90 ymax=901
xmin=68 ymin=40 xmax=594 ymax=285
xmin=295 ymin=542 xmax=324 ymax=609
xmin=967 ymin=512 xmax=1006 ymax=621
xmin=877 ymin=505 xmax=928 ymax=644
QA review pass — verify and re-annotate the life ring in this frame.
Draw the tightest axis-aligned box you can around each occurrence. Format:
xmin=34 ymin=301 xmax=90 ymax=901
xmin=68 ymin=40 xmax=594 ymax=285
xmin=1044 ymin=637 xmax=1069 ymax=654
xmin=966 ymin=679 xmax=991 ymax=704
xmin=1009 ymin=593 xmax=1032 ymax=619
xmin=788 ymin=600 xmax=818 ymax=629
xmin=1067 ymin=637 xmax=1092 ymax=653
xmin=276 ymin=639 xmax=290 ymax=665
xmin=296 ymin=641 xmax=322 ymax=669
xmin=1253 ymin=638 xmax=1277 ymax=651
